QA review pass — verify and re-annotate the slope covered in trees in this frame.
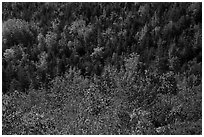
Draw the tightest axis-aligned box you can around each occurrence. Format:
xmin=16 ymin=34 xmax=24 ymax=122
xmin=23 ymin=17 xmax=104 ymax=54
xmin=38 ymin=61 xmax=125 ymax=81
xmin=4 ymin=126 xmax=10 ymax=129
xmin=2 ymin=2 xmax=202 ymax=135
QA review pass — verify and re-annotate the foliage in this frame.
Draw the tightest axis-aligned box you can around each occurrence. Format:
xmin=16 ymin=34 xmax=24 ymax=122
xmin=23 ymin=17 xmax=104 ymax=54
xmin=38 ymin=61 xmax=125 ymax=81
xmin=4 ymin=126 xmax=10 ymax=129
xmin=2 ymin=19 xmax=37 ymax=51
xmin=2 ymin=2 xmax=202 ymax=135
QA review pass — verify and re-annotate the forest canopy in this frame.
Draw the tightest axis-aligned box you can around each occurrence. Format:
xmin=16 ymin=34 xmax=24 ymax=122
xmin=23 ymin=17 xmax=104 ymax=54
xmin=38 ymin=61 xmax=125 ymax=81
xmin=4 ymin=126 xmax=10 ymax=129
xmin=2 ymin=2 xmax=202 ymax=135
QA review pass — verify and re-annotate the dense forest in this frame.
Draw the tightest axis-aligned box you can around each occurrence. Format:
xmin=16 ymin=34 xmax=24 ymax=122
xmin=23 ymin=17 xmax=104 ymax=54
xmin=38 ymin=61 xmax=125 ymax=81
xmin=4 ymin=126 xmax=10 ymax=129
xmin=2 ymin=2 xmax=202 ymax=135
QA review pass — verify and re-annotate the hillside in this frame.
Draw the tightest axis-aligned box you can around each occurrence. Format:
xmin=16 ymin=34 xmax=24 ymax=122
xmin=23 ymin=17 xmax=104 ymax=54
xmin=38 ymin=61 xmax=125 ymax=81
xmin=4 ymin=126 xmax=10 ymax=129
xmin=2 ymin=2 xmax=202 ymax=135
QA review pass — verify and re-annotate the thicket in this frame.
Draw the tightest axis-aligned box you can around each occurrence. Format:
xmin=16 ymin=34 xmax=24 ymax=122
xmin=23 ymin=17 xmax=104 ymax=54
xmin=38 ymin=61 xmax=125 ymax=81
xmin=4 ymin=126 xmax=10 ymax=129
xmin=2 ymin=2 xmax=202 ymax=135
